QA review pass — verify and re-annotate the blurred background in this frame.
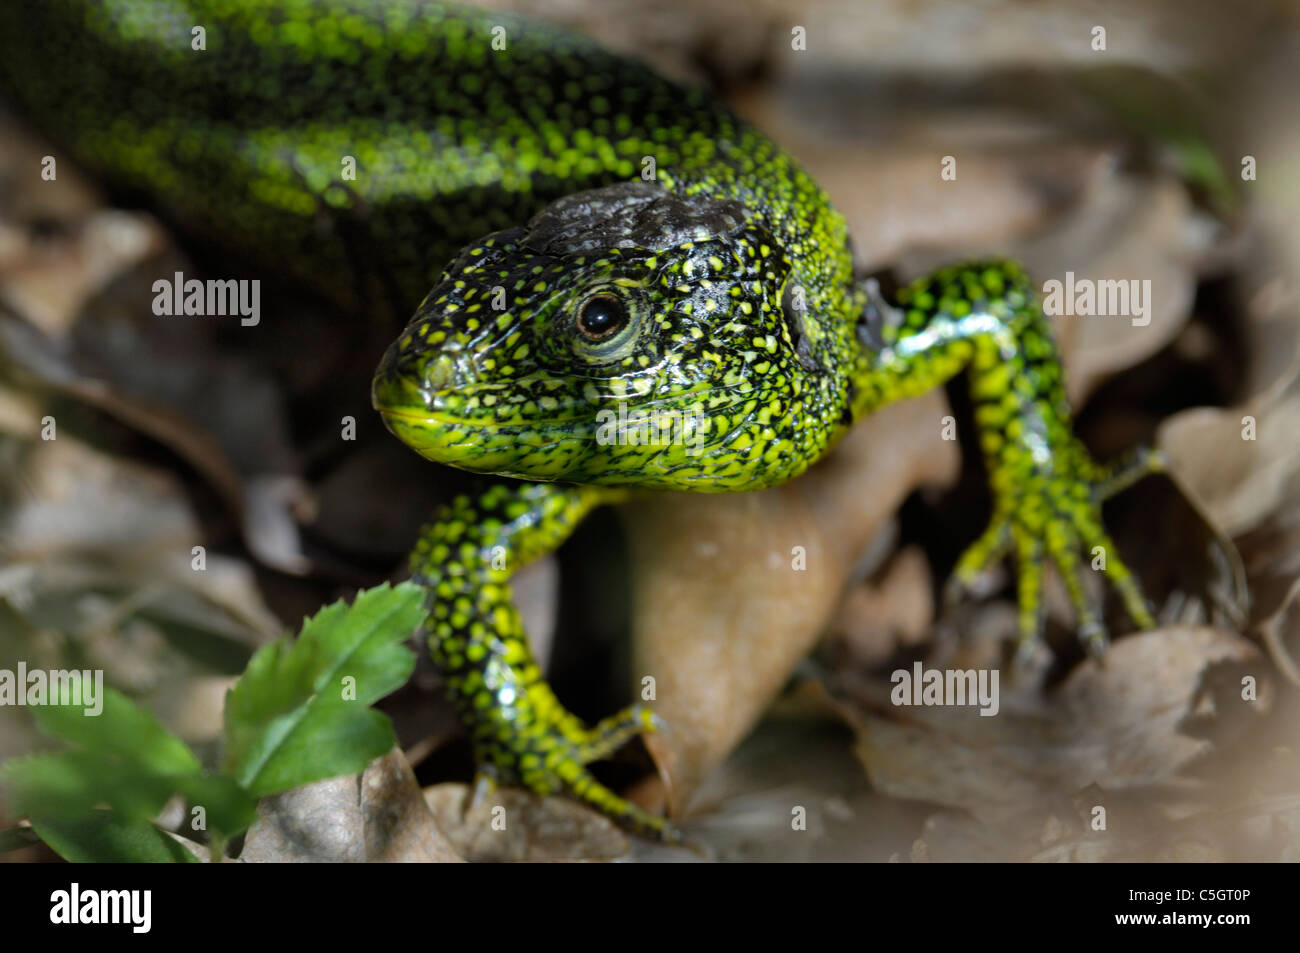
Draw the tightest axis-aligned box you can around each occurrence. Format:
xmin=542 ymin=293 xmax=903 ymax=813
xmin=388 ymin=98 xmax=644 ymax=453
xmin=1 ymin=0 xmax=1298 ymax=861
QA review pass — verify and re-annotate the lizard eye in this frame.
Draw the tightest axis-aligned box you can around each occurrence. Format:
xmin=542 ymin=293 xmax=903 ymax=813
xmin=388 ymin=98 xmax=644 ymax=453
xmin=575 ymin=294 xmax=628 ymax=341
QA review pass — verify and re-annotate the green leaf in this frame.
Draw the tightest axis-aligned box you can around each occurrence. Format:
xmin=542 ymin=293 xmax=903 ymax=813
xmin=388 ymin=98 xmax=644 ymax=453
xmin=233 ymin=706 xmax=397 ymax=796
xmin=222 ymin=582 xmax=422 ymax=796
xmin=1 ymin=750 xmax=176 ymax=821
xmin=3 ymin=686 xmax=205 ymax=825
xmin=174 ymin=773 xmax=258 ymax=839
xmin=32 ymin=812 xmax=200 ymax=863
xmin=4 ymin=583 xmax=422 ymax=862
xmin=32 ymin=686 xmax=200 ymax=776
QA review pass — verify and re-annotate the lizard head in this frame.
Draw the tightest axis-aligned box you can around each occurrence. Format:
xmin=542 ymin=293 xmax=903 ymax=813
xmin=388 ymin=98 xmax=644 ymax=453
xmin=373 ymin=182 xmax=833 ymax=489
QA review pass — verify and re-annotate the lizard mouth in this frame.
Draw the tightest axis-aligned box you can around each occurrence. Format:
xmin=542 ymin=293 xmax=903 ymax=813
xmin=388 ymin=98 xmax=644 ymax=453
xmin=373 ymin=337 xmax=744 ymax=484
xmin=372 ymin=360 xmax=591 ymax=478
xmin=374 ymin=403 xmax=582 ymax=478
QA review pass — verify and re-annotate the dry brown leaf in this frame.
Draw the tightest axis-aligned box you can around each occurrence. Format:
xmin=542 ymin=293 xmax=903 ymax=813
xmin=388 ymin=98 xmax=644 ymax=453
xmin=1160 ymin=399 xmax=1300 ymax=541
xmin=240 ymin=749 xmax=462 ymax=863
xmin=661 ymin=686 xmax=918 ymax=862
xmin=825 ymin=545 xmax=934 ymax=668
xmin=1158 ymin=315 xmax=1300 ymax=539
xmin=1025 ymin=179 xmax=1209 ymax=400
xmin=0 ymin=292 xmax=306 ymax=573
xmin=0 ymin=212 xmax=165 ymax=336
xmin=733 ymin=118 xmax=1117 ymax=273
xmin=0 ymin=109 xmax=158 ymax=337
xmin=0 ymin=431 xmax=281 ymax=639
xmin=836 ymin=627 xmax=1265 ymax=826
xmin=423 ymin=783 xmax=628 ymax=861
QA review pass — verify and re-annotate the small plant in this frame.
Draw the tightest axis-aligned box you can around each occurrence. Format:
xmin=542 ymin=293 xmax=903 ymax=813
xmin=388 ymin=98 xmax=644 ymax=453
xmin=1 ymin=582 xmax=424 ymax=861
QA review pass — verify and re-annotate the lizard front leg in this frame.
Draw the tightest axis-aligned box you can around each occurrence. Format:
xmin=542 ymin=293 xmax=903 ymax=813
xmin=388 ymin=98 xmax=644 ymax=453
xmin=410 ymin=480 xmax=677 ymax=841
xmin=852 ymin=261 xmax=1160 ymax=654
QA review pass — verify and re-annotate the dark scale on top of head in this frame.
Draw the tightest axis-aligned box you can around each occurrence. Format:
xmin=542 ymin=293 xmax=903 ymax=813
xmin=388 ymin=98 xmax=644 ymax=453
xmin=373 ymin=173 xmax=860 ymax=490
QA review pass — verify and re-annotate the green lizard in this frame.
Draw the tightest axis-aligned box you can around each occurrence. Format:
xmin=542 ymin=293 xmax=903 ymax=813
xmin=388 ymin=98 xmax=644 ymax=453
xmin=1 ymin=0 xmax=1160 ymax=842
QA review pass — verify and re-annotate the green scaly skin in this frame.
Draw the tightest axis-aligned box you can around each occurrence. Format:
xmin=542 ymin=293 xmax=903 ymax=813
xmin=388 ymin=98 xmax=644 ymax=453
xmin=1 ymin=0 xmax=1160 ymax=841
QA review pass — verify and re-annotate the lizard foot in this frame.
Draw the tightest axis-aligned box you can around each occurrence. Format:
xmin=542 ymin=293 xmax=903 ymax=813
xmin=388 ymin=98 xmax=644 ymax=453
xmin=947 ymin=444 xmax=1164 ymax=657
xmin=472 ymin=701 xmax=682 ymax=843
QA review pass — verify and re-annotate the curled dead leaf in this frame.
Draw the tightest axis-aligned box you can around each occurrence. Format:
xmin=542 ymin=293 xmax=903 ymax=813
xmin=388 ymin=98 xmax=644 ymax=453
xmin=1012 ymin=176 xmax=1210 ymax=401
xmin=1158 ymin=349 xmax=1300 ymax=541
xmin=625 ymin=390 xmax=959 ymax=817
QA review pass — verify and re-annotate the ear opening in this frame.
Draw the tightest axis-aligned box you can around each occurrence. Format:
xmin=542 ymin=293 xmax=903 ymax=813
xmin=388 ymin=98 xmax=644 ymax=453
xmin=855 ymin=273 xmax=903 ymax=352
xmin=781 ymin=279 xmax=820 ymax=372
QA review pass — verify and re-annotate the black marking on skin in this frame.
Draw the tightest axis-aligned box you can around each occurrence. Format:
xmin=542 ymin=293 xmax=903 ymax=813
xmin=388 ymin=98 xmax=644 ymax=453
xmin=840 ymin=382 xmax=857 ymax=427
xmin=523 ymin=181 xmax=749 ymax=255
